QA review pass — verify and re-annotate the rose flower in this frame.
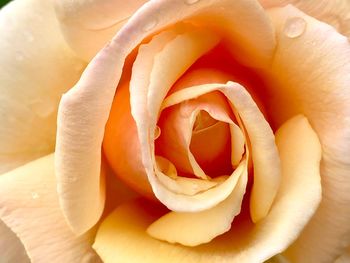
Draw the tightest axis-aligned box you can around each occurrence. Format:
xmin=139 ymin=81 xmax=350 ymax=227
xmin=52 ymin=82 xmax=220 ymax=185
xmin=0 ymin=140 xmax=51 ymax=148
xmin=0 ymin=0 xmax=350 ymax=262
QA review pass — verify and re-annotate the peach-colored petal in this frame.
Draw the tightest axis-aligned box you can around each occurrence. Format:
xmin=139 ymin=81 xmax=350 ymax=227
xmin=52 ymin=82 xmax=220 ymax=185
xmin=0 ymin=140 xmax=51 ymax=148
xmin=54 ymin=0 xmax=148 ymax=60
xmin=156 ymin=82 xmax=280 ymax=220
xmin=158 ymin=91 xmax=234 ymax=179
xmin=147 ymin=166 xmax=247 ymax=246
xmin=0 ymin=221 xmax=29 ymax=263
xmin=0 ymin=154 xmax=101 ymax=263
xmin=94 ymin=116 xmax=321 ymax=263
xmin=335 ymin=247 xmax=350 ymax=263
xmin=55 ymin=0 xmax=275 ymax=65
xmin=229 ymin=123 xmax=245 ymax=166
xmin=155 ymin=156 xmax=223 ymax=196
xmin=55 ymin=0 xmax=275 ymax=234
xmin=0 ymin=0 xmax=86 ymax=174
xmin=260 ymin=0 xmax=350 ymax=38
xmin=268 ymin=5 xmax=350 ymax=262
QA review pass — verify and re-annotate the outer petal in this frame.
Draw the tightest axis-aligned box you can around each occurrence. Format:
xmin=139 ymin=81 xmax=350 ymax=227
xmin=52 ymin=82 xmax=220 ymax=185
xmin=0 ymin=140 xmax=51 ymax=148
xmin=0 ymin=154 xmax=101 ymax=263
xmin=54 ymin=0 xmax=275 ymax=66
xmin=260 ymin=0 xmax=350 ymax=38
xmin=267 ymin=5 xmax=350 ymax=262
xmin=56 ymin=0 xmax=275 ymax=234
xmin=94 ymin=114 xmax=321 ymax=263
xmin=0 ymin=221 xmax=29 ymax=263
xmin=54 ymin=0 xmax=148 ymax=60
xmin=335 ymin=247 xmax=350 ymax=263
xmin=0 ymin=0 xmax=86 ymax=174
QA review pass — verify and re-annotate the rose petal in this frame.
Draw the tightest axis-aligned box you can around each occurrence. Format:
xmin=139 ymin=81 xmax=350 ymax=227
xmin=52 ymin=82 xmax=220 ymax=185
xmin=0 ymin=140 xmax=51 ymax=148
xmin=155 ymin=156 xmax=222 ymax=196
xmin=93 ymin=114 xmax=321 ymax=262
xmin=147 ymin=165 xmax=247 ymax=246
xmin=335 ymin=247 xmax=350 ymax=263
xmin=260 ymin=0 xmax=350 ymax=38
xmin=56 ymin=0 xmax=275 ymax=233
xmin=0 ymin=221 xmax=30 ymax=263
xmin=229 ymin=123 xmax=245 ymax=166
xmin=103 ymin=81 xmax=154 ymax=199
xmin=157 ymin=91 xmax=234 ymax=179
xmin=54 ymin=0 xmax=148 ymax=60
xmin=55 ymin=0 xmax=275 ymax=65
xmin=154 ymin=82 xmax=280 ymax=221
xmin=0 ymin=154 xmax=101 ymax=262
xmin=268 ymin=5 xmax=350 ymax=261
xmin=0 ymin=0 xmax=86 ymax=174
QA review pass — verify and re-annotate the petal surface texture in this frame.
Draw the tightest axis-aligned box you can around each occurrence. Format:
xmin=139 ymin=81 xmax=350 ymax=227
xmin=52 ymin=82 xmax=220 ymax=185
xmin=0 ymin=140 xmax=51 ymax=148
xmin=268 ymin=5 xmax=350 ymax=262
xmin=55 ymin=0 xmax=275 ymax=234
xmin=93 ymin=115 xmax=321 ymax=262
xmin=260 ymin=0 xmax=350 ymax=38
xmin=0 ymin=0 xmax=86 ymax=174
xmin=0 ymin=154 xmax=101 ymax=263
xmin=54 ymin=0 xmax=148 ymax=60
xmin=147 ymin=161 xmax=248 ymax=246
xmin=0 ymin=221 xmax=29 ymax=263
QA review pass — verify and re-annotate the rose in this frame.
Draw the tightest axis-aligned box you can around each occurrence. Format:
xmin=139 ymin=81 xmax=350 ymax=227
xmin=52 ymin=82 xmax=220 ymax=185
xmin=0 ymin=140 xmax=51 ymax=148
xmin=0 ymin=1 xmax=350 ymax=263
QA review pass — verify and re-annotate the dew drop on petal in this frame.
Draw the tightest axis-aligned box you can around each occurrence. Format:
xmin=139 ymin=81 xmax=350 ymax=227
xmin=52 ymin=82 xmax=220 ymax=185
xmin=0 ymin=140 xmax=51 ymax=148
xmin=284 ymin=17 xmax=307 ymax=38
xmin=154 ymin=125 xmax=161 ymax=140
xmin=185 ymin=0 xmax=200 ymax=5
xmin=31 ymin=192 xmax=40 ymax=200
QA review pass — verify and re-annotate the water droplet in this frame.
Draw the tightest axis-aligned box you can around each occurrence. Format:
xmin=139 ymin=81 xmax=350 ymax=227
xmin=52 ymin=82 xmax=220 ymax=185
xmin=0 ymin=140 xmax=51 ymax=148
xmin=143 ymin=19 xmax=157 ymax=32
xmin=154 ymin=125 xmax=161 ymax=140
xmin=185 ymin=0 xmax=200 ymax=5
xmin=284 ymin=17 xmax=306 ymax=38
xmin=31 ymin=192 xmax=40 ymax=199
xmin=28 ymin=99 xmax=55 ymax=118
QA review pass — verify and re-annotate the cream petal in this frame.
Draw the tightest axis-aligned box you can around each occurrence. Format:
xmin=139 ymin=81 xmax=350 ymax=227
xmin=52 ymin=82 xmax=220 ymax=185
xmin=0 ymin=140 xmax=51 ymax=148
xmin=147 ymin=167 xmax=247 ymax=246
xmin=54 ymin=0 xmax=148 ymax=60
xmin=162 ymin=87 xmax=245 ymax=167
xmin=0 ymin=220 xmax=30 ymax=263
xmin=154 ymin=82 xmax=280 ymax=219
xmin=268 ymin=5 xmax=350 ymax=262
xmin=0 ymin=0 xmax=86 ymax=175
xmin=0 ymin=154 xmax=101 ymax=263
xmin=230 ymin=123 xmax=245 ymax=166
xmin=94 ymin=116 xmax=321 ymax=263
xmin=155 ymin=156 xmax=222 ymax=196
xmin=260 ymin=0 xmax=350 ymax=38
xmin=158 ymin=90 xmax=234 ymax=179
xmin=55 ymin=0 xmax=275 ymax=234
xmin=55 ymin=0 xmax=275 ymax=65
